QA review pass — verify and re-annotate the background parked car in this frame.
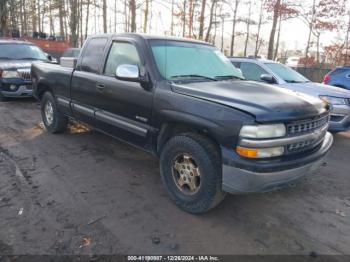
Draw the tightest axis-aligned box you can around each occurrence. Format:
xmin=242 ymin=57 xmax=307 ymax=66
xmin=61 ymin=48 xmax=81 ymax=58
xmin=230 ymin=57 xmax=350 ymax=133
xmin=286 ymin=56 xmax=301 ymax=67
xmin=323 ymin=66 xmax=350 ymax=90
xmin=57 ymin=48 xmax=81 ymax=64
xmin=0 ymin=39 xmax=50 ymax=101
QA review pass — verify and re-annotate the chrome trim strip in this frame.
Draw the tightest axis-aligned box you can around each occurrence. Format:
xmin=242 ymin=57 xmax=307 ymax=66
xmin=240 ymin=124 xmax=328 ymax=148
xmin=57 ymin=97 xmax=70 ymax=107
xmin=72 ymin=103 xmax=94 ymax=117
xmin=95 ymin=111 xmax=148 ymax=137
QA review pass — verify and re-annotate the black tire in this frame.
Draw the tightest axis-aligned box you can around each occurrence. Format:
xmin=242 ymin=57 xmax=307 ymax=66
xmin=0 ymin=92 xmax=9 ymax=102
xmin=41 ymin=92 xmax=68 ymax=133
xmin=160 ymin=133 xmax=226 ymax=214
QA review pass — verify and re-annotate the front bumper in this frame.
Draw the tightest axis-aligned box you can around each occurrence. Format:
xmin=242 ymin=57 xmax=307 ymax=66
xmin=329 ymin=105 xmax=350 ymax=132
xmin=222 ymin=132 xmax=333 ymax=194
xmin=0 ymin=81 xmax=33 ymax=98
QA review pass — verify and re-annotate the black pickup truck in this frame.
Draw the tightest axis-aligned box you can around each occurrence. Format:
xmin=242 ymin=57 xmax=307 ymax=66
xmin=31 ymin=34 xmax=333 ymax=213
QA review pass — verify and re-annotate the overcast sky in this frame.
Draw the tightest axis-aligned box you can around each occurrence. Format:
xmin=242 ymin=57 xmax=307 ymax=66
xmin=74 ymin=0 xmax=350 ymax=53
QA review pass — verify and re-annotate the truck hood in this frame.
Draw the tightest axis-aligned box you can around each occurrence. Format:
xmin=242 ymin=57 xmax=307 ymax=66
xmin=279 ymin=81 xmax=350 ymax=98
xmin=171 ymin=80 xmax=328 ymax=122
xmin=0 ymin=60 xmax=34 ymax=70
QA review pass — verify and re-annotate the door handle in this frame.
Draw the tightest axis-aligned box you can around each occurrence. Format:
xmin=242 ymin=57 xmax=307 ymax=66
xmin=96 ymin=83 xmax=105 ymax=91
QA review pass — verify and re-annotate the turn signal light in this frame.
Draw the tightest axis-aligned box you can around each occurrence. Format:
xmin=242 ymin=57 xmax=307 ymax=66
xmin=236 ymin=146 xmax=258 ymax=158
xmin=236 ymin=146 xmax=284 ymax=158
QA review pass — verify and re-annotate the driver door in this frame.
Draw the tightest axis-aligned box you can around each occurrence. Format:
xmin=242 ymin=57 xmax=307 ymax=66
xmin=94 ymin=40 xmax=154 ymax=148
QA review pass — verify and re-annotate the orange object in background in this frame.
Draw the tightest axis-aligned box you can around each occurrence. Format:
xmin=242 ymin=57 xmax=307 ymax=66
xmin=22 ymin=37 xmax=71 ymax=59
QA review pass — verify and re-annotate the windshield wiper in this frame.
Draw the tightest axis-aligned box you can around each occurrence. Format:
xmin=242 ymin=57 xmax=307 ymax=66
xmin=214 ymin=75 xmax=244 ymax=80
xmin=170 ymin=74 xmax=218 ymax=81
xmin=285 ymin=80 xmax=305 ymax=83
xmin=17 ymin=57 xmax=43 ymax=60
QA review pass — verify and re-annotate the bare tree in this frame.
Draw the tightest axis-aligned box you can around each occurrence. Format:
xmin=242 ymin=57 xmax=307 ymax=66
xmin=198 ymin=0 xmax=206 ymax=39
xmin=254 ymin=0 xmax=264 ymax=56
xmin=0 ymin=0 xmax=7 ymax=36
xmin=69 ymin=0 xmax=79 ymax=46
xmin=103 ymin=0 xmax=107 ymax=33
xmin=129 ymin=0 xmax=136 ymax=32
xmin=205 ymin=0 xmax=217 ymax=42
xmin=229 ymin=0 xmax=240 ymax=56
xmin=267 ymin=0 xmax=281 ymax=59
xmin=143 ymin=0 xmax=150 ymax=33
xmin=243 ymin=0 xmax=253 ymax=57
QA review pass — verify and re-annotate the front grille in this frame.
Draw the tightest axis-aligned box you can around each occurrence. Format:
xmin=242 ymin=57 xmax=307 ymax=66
xmin=287 ymin=114 xmax=329 ymax=135
xmin=330 ymin=114 xmax=345 ymax=122
xmin=285 ymin=113 xmax=329 ymax=154
xmin=17 ymin=69 xmax=31 ymax=81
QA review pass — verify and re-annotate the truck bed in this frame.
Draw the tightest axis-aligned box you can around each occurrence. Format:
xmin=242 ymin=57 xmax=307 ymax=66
xmin=31 ymin=61 xmax=74 ymax=100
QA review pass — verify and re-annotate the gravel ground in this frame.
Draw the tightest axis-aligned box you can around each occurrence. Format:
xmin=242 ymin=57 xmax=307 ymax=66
xmin=0 ymin=99 xmax=349 ymax=256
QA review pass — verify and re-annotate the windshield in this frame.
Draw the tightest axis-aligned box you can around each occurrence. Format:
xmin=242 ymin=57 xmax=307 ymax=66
xmin=150 ymin=40 xmax=243 ymax=81
xmin=0 ymin=44 xmax=47 ymax=60
xmin=265 ymin=63 xmax=309 ymax=83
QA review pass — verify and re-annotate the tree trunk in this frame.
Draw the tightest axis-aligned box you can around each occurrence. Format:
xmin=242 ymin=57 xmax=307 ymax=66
xmin=103 ymin=0 xmax=107 ymax=33
xmin=85 ymin=0 xmax=90 ymax=38
xmin=0 ymin=0 xmax=7 ymax=36
xmin=198 ymin=0 xmax=206 ymax=40
xmin=182 ymin=0 xmax=187 ymax=37
xmin=316 ymin=33 xmax=320 ymax=64
xmin=205 ymin=0 xmax=216 ymax=42
xmin=230 ymin=0 xmax=239 ymax=56
xmin=37 ymin=0 xmax=41 ymax=32
xmin=32 ymin=0 xmax=37 ymax=34
xmin=22 ymin=0 xmax=28 ymax=35
xmin=188 ymin=0 xmax=193 ymax=37
xmin=19 ymin=1 xmax=24 ymax=36
xmin=143 ymin=0 xmax=149 ymax=33
xmin=212 ymin=2 xmax=218 ymax=44
xmin=254 ymin=0 xmax=263 ymax=57
xmin=267 ymin=0 xmax=280 ymax=60
xmin=273 ymin=14 xmax=282 ymax=60
xmin=243 ymin=1 xmax=252 ymax=57
xmin=344 ymin=12 xmax=350 ymax=65
xmin=58 ymin=0 xmax=65 ymax=38
xmin=69 ymin=0 xmax=78 ymax=47
xmin=170 ymin=0 xmax=174 ymax=35
xmin=129 ymin=0 xmax=136 ymax=32
xmin=305 ymin=0 xmax=316 ymax=60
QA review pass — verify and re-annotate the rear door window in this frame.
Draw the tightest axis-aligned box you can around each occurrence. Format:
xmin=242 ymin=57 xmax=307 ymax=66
xmin=80 ymin=38 xmax=108 ymax=74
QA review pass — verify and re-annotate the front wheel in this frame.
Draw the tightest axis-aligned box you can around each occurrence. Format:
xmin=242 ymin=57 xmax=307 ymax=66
xmin=160 ymin=134 xmax=226 ymax=214
xmin=41 ymin=92 xmax=68 ymax=133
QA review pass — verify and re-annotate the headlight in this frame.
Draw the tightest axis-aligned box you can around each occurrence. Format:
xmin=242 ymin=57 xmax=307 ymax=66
xmin=319 ymin=95 xmax=347 ymax=105
xmin=1 ymin=70 xmax=20 ymax=79
xmin=239 ymin=124 xmax=286 ymax=138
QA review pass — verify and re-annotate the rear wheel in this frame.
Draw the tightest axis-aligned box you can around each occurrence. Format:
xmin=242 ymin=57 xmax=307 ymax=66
xmin=160 ymin=133 xmax=226 ymax=214
xmin=41 ymin=92 xmax=68 ymax=133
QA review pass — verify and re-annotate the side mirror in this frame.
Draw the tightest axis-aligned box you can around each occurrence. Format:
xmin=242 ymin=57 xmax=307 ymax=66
xmin=46 ymin=54 xmax=53 ymax=61
xmin=60 ymin=57 xmax=77 ymax=68
xmin=116 ymin=64 xmax=140 ymax=81
xmin=260 ymin=74 xmax=276 ymax=84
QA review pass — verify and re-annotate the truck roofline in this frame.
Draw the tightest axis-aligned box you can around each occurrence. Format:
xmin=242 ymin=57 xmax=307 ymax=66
xmin=86 ymin=33 xmax=213 ymax=46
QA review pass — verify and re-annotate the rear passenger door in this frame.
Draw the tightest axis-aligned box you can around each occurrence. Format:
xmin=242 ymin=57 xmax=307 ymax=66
xmin=93 ymin=40 xmax=154 ymax=148
xmin=70 ymin=37 xmax=108 ymax=125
